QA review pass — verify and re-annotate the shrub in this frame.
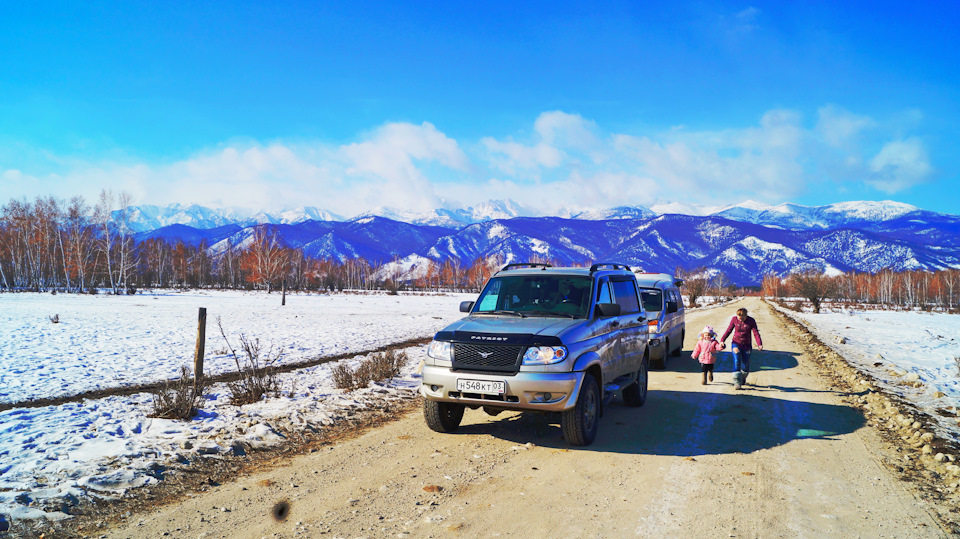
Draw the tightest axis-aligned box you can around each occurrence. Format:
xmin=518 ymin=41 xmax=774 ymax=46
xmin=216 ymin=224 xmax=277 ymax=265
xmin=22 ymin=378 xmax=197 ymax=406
xmin=149 ymin=365 xmax=207 ymax=420
xmin=217 ymin=317 xmax=283 ymax=405
xmin=49 ymin=314 xmax=59 ymax=323
xmin=331 ymin=363 xmax=356 ymax=390
xmin=332 ymin=349 xmax=409 ymax=390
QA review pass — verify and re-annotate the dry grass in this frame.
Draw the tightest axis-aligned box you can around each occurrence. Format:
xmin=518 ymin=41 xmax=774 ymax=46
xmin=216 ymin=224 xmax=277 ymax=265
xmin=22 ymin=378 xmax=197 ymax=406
xmin=149 ymin=365 xmax=207 ymax=420
xmin=217 ymin=317 xmax=283 ymax=405
xmin=332 ymin=350 xmax=409 ymax=390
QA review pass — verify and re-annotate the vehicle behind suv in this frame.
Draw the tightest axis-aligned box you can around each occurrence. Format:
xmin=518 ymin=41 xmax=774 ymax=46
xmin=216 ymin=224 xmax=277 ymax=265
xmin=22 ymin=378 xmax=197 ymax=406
xmin=634 ymin=272 xmax=685 ymax=369
xmin=420 ymin=262 xmax=650 ymax=446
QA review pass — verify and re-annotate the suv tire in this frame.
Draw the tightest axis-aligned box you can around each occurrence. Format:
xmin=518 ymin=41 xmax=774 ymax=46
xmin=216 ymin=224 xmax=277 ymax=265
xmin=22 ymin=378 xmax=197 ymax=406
xmin=652 ymin=339 xmax=668 ymax=370
xmin=562 ymin=373 xmax=600 ymax=446
xmin=671 ymin=330 xmax=684 ymax=356
xmin=424 ymin=400 xmax=465 ymax=432
xmin=622 ymin=357 xmax=649 ymax=407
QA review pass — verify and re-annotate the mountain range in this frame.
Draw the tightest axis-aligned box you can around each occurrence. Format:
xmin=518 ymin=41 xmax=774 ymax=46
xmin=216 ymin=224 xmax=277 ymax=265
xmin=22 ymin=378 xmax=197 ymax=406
xmin=128 ymin=200 xmax=960 ymax=286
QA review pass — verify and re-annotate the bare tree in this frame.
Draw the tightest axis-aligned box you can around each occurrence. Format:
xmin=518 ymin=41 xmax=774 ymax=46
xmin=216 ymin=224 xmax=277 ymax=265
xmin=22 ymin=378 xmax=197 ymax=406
xmin=115 ymin=191 xmax=138 ymax=292
xmin=64 ymin=196 xmax=92 ymax=291
xmin=711 ymin=271 xmax=730 ymax=300
xmin=240 ymin=227 xmax=288 ymax=292
xmin=787 ymin=268 xmax=837 ymax=314
xmin=677 ymin=266 xmax=709 ymax=308
xmin=945 ymin=269 xmax=959 ymax=311
xmin=92 ymin=189 xmax=118 ymax=292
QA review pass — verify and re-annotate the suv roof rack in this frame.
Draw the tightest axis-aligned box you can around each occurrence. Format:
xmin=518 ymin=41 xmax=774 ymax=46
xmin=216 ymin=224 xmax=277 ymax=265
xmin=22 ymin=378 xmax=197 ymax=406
xmin=499 ymin=262 xmax=553 ymax=272
xmin=589 ymin=262 xmax=632 ymax=273
xmin=635 ymin=272 xmax=685 ymax=288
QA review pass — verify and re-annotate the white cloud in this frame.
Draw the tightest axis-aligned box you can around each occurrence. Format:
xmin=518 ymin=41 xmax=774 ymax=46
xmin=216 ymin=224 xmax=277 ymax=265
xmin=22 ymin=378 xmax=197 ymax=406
xmin=343 ymin=121 xmax=469 ymax=176
xmin=481 ymin=138 xmax=562 ymax=173
xmin=1 ymin=108 xmax=935 ymax=216
xmin=611 ymin=109 xmax=806 ymax=202
xmin=0 ymin=122 xmax=473 ymax=217
xmin=339 ymin=121 xmax=471 ymax=212
xmin=533 ymin=111 xmax=598 ymax=150
xmin=734 ymin=7 xmax=760 ymax=32
xmin=816 ymin=105 xmax=874 ymax=148
xmin=868 ymin=138 xmax=932 ymax=192
xmin=482 ymin=111 xmax=598 ymax=175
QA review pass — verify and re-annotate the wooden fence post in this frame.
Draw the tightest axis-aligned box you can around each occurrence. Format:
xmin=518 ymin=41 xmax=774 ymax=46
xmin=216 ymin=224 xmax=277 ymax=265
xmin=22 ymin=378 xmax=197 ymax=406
xmin=194 ymin=307 xmax=207 ymax=389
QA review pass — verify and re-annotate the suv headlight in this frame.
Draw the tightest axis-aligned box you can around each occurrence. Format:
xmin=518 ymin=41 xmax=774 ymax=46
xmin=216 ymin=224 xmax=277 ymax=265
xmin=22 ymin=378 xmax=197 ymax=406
xmin=427 ymin=340 xmax=453 ymax=361
xmin=522 ymin=346 xmax=567 ymax=365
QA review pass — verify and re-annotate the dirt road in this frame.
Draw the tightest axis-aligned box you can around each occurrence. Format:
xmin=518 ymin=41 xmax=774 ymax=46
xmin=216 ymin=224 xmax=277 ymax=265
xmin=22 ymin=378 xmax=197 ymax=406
xmin=102 ymin=297 xmax=949 ymax=538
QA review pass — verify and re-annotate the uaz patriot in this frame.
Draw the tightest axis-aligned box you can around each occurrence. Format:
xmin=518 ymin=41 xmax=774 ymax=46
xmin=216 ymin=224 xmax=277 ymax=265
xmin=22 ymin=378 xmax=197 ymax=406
xmin=421 ymin=263 xmax=651 ymax=446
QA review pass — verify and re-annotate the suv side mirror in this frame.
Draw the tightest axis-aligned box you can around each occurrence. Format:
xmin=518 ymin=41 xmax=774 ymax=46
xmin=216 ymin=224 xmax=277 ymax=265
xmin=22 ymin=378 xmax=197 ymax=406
xmin=460 ymin=301 xmax=475 ymax=313
xmin=666 ymin=300 xmax=678 ymax=313
xmin=595 ymin=303 xmax=621 ymax=317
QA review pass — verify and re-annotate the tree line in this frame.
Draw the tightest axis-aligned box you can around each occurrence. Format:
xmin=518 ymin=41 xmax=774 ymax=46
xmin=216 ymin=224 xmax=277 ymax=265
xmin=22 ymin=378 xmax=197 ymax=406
xmin=760 ymin=267 xmax=960 ymax=313
xmin=4 ymin=192 xmax=958 ymax=310
xmin=0 ymin=192 xmax=511 ymax=294
xmin=673 ymin=265 xmax=960 ymax=314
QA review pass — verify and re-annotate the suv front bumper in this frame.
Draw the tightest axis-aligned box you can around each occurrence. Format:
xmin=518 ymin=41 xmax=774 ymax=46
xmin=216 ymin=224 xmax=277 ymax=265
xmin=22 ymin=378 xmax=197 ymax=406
xmin=648 ymin=333 xmax=666 ymax=360
xmin=420 ymin=365 xmax=584 ymax=412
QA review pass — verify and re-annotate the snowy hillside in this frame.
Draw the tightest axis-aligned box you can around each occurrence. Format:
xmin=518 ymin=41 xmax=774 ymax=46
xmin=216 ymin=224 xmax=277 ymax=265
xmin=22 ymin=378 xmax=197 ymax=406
xmin=125 ymin=200 xmax=960 ymax=285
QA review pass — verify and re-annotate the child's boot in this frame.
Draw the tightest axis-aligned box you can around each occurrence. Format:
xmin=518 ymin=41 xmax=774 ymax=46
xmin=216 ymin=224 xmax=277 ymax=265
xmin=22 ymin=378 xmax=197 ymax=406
xmin=708 ymin=371 xmax=713 ymax=382
xmin=702 ymin=372 xmax=707 ymax=385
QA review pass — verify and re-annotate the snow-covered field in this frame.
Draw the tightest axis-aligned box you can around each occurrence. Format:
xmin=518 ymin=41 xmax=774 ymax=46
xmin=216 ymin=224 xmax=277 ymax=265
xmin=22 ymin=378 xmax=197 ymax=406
xmin=774 ymin=302 xmax=960 ymax=442
xmin=4 ymin=290 xmax=958 ymax=530
xmin=1 ymin=290 xmax=470 ymax=404
xmin=0 ymin=290 xmax=472 ymax=526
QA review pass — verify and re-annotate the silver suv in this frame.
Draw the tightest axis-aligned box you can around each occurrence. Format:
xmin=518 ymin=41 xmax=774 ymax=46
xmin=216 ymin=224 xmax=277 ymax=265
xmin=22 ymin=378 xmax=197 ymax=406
xmin=634 ymin=273 xmax=686 ymax=369
xmin=421 ymin=263 xmax=650 ymax=446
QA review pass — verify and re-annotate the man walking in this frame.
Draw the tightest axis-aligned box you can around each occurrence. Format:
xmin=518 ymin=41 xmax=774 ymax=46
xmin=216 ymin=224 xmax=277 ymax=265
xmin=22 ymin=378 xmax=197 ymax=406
xmin=721 ymin=307 xmax=762 ymax=390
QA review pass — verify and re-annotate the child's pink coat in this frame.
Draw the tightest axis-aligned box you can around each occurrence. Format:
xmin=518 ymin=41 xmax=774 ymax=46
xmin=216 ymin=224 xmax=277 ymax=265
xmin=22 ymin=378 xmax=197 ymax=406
xmin=692 ymin=338 xmax=723 ymax=364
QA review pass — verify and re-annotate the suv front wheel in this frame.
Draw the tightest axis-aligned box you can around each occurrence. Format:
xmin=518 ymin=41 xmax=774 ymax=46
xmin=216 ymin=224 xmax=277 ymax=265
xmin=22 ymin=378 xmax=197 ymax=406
xmin=562 ymin=373 xmax=600 ymax=446
xmin=424 ymin=400 xmax=465 ymax=432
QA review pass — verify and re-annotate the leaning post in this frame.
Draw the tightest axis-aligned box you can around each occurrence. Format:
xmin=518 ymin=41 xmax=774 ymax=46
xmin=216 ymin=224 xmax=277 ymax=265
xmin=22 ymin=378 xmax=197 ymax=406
xmin=194 ymin=307 xmax=207 ymax=391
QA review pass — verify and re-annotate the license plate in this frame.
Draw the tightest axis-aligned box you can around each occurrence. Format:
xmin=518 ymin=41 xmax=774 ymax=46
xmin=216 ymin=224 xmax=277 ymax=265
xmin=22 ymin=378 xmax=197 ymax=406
xmin=457 ymin=379 xmax=505 ymax=395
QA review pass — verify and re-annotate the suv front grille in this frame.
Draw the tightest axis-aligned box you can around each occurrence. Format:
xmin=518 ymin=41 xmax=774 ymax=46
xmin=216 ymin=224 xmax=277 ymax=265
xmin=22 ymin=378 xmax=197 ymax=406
xmin=453 ymin=343 xmax=524 ymax=372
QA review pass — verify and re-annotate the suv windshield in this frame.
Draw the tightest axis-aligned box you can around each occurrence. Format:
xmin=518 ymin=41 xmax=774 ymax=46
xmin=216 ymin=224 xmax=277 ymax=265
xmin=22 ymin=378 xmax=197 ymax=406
xmin=474 ymin=275 xmax=593 ymax=318
xmin=639 ymin=288 xmax=663 ymax=312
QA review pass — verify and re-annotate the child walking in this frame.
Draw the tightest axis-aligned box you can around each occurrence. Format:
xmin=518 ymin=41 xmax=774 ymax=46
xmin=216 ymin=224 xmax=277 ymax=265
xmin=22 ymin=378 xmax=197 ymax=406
xmin=691 ymin=326 xmax=724 ymax=385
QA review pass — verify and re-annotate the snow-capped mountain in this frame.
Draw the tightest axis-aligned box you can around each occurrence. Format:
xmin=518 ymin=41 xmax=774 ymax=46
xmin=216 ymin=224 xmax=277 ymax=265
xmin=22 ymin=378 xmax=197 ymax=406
xmin=118 ymin=205 xmax=342 ymax=232
xmin=128 ymin=200 xmax=959 ymax=285
xmin=569 ymin=205 xmax=658 ymax=220
xmin=121 ymin=199 xmax=922 ymax=231
xmin=121 ymin=204 xmax=237 ymax=232
xmin=352 ymin=199 xmax=530 ymax=228
xmin=711 ymin=200 xmax=920 ymax=230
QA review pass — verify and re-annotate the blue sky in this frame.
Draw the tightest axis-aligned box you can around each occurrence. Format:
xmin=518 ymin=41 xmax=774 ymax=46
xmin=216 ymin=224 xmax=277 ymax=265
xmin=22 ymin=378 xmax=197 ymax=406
xmin=1 ymin=1 xmax=958 ymax=216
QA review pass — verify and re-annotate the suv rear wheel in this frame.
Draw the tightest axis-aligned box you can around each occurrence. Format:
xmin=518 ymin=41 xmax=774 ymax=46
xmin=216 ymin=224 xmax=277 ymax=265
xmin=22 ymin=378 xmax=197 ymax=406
xmin=622 ymin=357 xmax=649 ymax=407
xmin=562 ymin=373 xmax=600 ymax=446
xmin=652 ymin=339 xmax=668 ymax=370
xmin=671 ymin=330 xmax=684 ymax=356
xmin=424 ymin=400 xmax=465 ymax=432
